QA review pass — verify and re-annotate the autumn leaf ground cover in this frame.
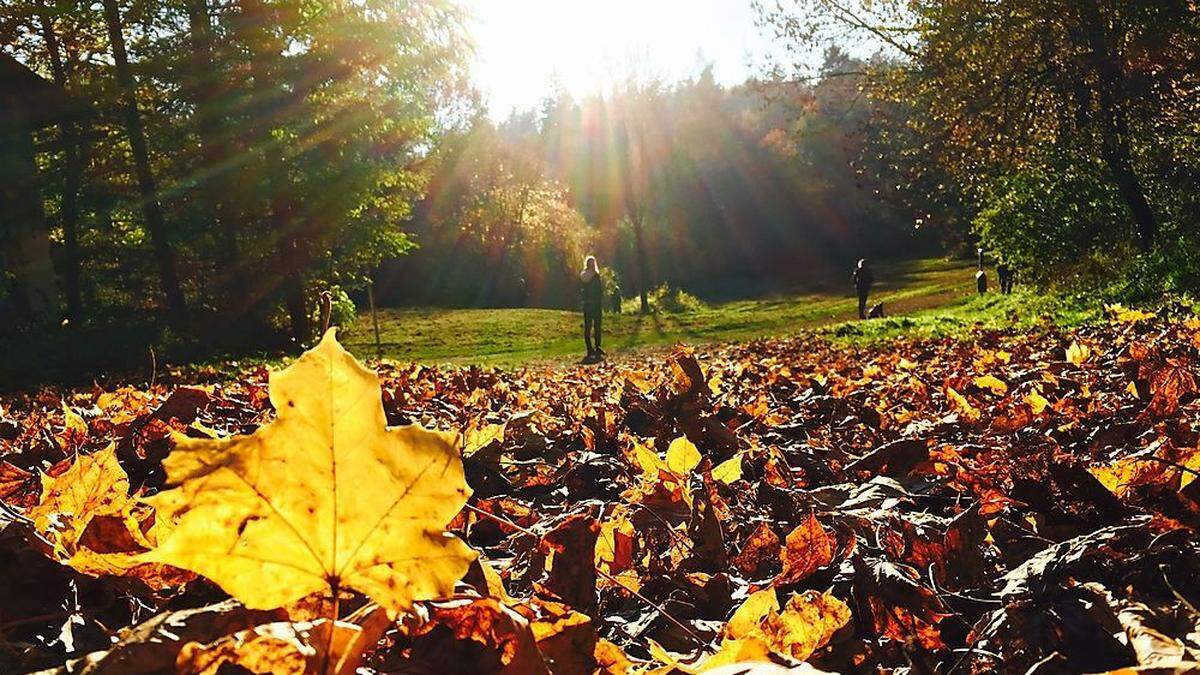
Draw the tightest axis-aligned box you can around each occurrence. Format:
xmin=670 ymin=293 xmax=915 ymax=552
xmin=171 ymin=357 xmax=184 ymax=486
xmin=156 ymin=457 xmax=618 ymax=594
xmin=2 ymin=305 xmax=1199 ymax=673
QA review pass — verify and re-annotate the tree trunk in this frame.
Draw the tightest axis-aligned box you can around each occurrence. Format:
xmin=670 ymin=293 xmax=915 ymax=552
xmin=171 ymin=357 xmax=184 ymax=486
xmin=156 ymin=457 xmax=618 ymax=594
xmin=1098 ymin=133 xmax=1157 ymax=253
xmin=282 ymin=266 xmax=310 ymax=344
xmin=268 ymin=178 xmax=310 ymax=343
xmin=102 ymin=0 xmax=189 ymax=322
xmin=37 ymin=1 xmax=84 ymax=321
xmin=0 ymin=119 xmax=60 ymax=321
xmin=1078 ymin=0 xmax=1157 ymax=252
xmin=237 ymin=0 xmax=309 ymax=344
xmin=184 ymin=0 xmax=250 ymax=310
xmin=632 ymin=213 xmax=650 ymax=314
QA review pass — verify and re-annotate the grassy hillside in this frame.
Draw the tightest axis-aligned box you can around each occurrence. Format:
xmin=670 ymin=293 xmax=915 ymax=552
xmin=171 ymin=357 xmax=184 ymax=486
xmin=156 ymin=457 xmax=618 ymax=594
xmin=341 ymin=258 xmax=1071 ymax=366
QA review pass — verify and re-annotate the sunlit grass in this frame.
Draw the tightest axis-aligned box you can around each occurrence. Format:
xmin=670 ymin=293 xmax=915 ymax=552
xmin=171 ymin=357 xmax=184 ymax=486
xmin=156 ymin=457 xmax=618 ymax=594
xmin=823 ymin=289 xmax=1101 ymax=345
xmin=340 ymin=257 xmax=1000 ymax=366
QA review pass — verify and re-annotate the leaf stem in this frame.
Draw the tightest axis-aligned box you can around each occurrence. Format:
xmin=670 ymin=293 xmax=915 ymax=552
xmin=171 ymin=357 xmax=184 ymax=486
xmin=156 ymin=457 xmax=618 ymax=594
xmin=322 ymin=580 xmax=341 ymax=675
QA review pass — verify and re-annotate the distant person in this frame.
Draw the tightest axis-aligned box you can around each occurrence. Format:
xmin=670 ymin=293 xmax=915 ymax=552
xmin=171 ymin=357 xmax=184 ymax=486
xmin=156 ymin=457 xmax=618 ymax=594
xmin=610 ymin=286 xmax=622 ymax=314
xmin=997 ymin=261 xmax=1014 ymax=294
xmin=580 ymin=255 xmax=604 ymax=361
xmin=853 ymin=258 xmax=874 ymax=320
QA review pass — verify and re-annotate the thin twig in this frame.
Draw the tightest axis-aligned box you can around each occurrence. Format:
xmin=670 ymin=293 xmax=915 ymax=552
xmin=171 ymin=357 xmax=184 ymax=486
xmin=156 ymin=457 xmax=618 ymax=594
xmin=927 ymin=565 xmax=1001 ymax=606
xmin=631 ymin=503 xmax=693 ymax=552
xmin=1160 ymin=563 xmax=1200 ymax=618
xmin=461 ymin=503 xmax=708 ymax=648
xmin=1141 ymin=455 xmax=1200 ymax=480
xmin=0 ymin=500 xmax=33 ymax=527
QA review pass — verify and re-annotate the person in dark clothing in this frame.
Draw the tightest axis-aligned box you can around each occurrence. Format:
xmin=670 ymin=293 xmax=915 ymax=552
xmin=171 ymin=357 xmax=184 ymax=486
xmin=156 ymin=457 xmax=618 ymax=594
xmin=580 ymin=256 xmax=604 ymax=361
xmin=997 ymin=261 xmax=1014 ymax=294
xmin=610 ymin=286 xmax=622 ymax=314
xmin=853 ymin=258 xmax=874 ymax=320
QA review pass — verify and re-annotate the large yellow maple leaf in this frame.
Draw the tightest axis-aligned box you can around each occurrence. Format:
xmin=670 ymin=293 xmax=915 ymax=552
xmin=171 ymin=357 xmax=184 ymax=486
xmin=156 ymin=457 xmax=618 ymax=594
xmin=142 ymin=330 xmax=476 ymax=616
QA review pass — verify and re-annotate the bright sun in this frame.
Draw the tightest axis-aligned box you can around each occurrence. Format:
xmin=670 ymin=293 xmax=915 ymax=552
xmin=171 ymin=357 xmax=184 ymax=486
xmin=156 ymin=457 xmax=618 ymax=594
xmin=464 ymin=0 xmax=768 ymax=117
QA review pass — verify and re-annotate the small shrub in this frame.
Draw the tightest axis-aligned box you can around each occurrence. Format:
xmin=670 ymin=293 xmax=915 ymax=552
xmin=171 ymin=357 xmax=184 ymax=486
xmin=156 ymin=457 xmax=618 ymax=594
xmin=649 ymin=284 xmax=705 ymax=313
xmin=620 ymin=284 xmax=705 ymax=314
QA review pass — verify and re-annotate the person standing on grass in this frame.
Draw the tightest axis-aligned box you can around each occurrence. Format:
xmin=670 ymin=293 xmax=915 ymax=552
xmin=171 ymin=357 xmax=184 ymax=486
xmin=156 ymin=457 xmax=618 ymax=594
xmin=580 ymin=255 xmax=605 ymax=361
xmin=997 ymin=260 xmax=1014 ymax=294
xmin=853 ymin=258 xmax=874 ymax=320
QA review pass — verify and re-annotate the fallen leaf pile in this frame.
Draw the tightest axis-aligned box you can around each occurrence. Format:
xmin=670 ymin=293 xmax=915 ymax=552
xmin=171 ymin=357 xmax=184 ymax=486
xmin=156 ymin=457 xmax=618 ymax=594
xmin=2 ymin=308 xmax=1200 ymax=674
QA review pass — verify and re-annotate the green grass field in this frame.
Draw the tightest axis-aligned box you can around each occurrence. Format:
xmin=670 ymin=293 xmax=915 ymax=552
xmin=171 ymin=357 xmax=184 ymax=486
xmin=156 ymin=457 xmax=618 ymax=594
xmin=340 ymin=258 xmax=1090 ymax=366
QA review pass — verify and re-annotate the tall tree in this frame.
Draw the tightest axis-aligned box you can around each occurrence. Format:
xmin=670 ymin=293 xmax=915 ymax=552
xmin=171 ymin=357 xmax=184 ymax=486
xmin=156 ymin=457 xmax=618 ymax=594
xmin=1074 ymin=0 xmax=1157 ymax=250
xmin=231 ymin=0 xmax=310 ymax=343
xmin=614 ymin=81 xmax=661 ymax=314
xmin=101 ymin=0 xmax=188 ymax=322
xmin=34 ymin=0 xmax=84 ymax=320
xmin=183 ymin=0 xmax=249 ymax=309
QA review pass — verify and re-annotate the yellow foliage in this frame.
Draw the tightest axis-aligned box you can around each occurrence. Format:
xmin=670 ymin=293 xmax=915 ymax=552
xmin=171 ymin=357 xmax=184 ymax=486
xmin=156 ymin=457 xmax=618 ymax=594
xmin=725 ymin=589 xmax=780 ymax=639
xmin=595 ymin=638 xmax=636 ymax=674
xmin=1066 ymin=341 xmax=1091 ymax=366
xmin=973 ymin=374 xmax=1009 ymax=396
xmin=1180 ymin=449 xmax=1200 ymax=490
xmin=1025 ymin=389 xmax=1051 ymax=415
xmin=766 ymin=591 xmax=852 ymax=662
xmin=666 ymin=436 xmax=702 ymax=476
xmin=95 ymin=386 xmax=156 ymax=424
xmin=652 ymin=589 xmax=849 ymax=672
xmin=946 ymin=387 xmax=981 ymax=422
xmin=177 ymin=623 xmax=309 ymax=675
xmin=596 ymin=507 xmax=640 ymax=593
xmin=28 ymin=448 xmax=186 ymax=587
xmin=176 ymin=613 xmax=388 ymax=675
xmin=480 ymin=561 xmax=516 ymax=603
xmin=142 ymin=330 xmax=476 ymax=617
xmin=1089 ymin=455 xmax=1166 ymax=498
xmin=55 ymin=402 xmax=88 ymax=448
xmin=1090 ymin=446 xmax=1200 ymax=497
xmin=30 ymin=444 xmax=132 ymax=552
xmin=625 ymin=436 xmax=699 ymax=508
xmin=1107 ymin=304 xmax=1156 ymax=324
xmin=462 ymin=422 xmax=506 ymax=456
xmin=711 ymin=453 xmax=743 ymax=484
xmin=28 ymin=444 xmax=160 ymax=578
xmin=622 ymin=369 xmax=658 ymax=394
xmin=631 ymin=441 xmax=667 ymax=479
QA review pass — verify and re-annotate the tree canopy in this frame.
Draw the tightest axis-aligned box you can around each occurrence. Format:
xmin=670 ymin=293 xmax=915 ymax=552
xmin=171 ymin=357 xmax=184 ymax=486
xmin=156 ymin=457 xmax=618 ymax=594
xmin=2 ymin=0 xmax=467 ymax=344
xmin=760 ymin=0 xmax=1200 ymax=288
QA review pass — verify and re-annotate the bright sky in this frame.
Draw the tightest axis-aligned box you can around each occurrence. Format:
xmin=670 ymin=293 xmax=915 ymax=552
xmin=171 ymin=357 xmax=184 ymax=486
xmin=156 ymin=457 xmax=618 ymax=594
xmin=463 ymin=0 xmax=786 ymax=118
